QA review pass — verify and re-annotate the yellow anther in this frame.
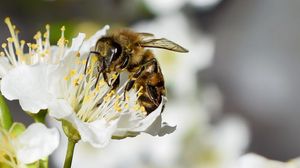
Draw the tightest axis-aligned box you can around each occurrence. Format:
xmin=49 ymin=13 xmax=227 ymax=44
xmin=64 ymin=76 xmax=70 ymax=81
xmin=4 ymin=17 xmax=11 ymax=25
xmin=69 ymin=69 xmax=76 ymax=77
xmin=1 ymin=43 xmax=7 ymax=48
xmin=114 ymin=102 xmax=122 ymax=112
xmin=44 ymin=49 xmax=50 ymax=55
xmin=7 ymin=37 xmax=13 ymax=43
xmin=20 ymin=40 xmax=25 ymax=45
xmin=34 ymin=31 xmax=41 ymax=40
xmin=45 ymin=24 xmax=50 ymax=30
xmin=43 ymin=32 xmax=49 ymax=38
xmin=124 ymin=103 xmax=129 ymax=109
xmin=133 ymin=104 xmax=140 ymax=111
xmin=27 ymin=43 xmax=32 ymax=48
xmin=0 ymin=52 xmax=5 ymax=56
xmin=31 ymin=44 xmax=38 ymax=49
xmin=61 ymin=26 xmax=65 ymax=32
xmin=16 ymin=49 xmax=22 ymax=56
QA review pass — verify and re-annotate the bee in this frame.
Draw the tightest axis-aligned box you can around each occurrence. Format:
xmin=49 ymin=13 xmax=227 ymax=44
xmin=85 ymin=29 xmax=188 ymax=114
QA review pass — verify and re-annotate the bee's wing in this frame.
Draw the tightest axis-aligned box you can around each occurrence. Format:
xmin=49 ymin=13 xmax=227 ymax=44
xmin=140 ymin=38 xmax=189 ymax=53
xmin=138 ymin=32 xmax=155 ymax=37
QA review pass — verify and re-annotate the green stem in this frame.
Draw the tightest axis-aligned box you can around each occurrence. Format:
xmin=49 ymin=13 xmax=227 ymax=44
xmin=30 ymin=110 xmax=48 ymax=123
xmin=0 ymin=93 xmax=13 ymax=130
xmin=39 ymin=158 xmax=48 ymax=168
xmin=63 ymin=139 xmax=77 ymax=168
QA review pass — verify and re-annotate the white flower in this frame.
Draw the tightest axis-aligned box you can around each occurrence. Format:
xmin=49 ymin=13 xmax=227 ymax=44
xmin=1 ymin=26 xmax=175 ymax=148
xmin=0 ymin=123 xmax=59 ymax=167
xmin=235 ymin=153 xmax=300 ymax=168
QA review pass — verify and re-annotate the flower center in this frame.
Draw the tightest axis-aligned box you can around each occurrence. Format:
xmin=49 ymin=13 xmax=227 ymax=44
xmin=63 ymin=55 xmax=147 ymax=123
xmin=0 ymin=128 xmax=19 ymax=167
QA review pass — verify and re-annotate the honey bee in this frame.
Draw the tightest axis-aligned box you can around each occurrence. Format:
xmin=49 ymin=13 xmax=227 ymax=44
xmin=85 ymin=29 xmax=188 ymax=114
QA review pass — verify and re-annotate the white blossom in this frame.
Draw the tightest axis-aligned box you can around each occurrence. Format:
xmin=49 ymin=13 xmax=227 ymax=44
xmin=234 ymin=153 xmax=300 ymax=168
xmin=1 ymin=25 xmax=175 ymax=148
xmin=0 ymin=123 xmax=59 ymax=167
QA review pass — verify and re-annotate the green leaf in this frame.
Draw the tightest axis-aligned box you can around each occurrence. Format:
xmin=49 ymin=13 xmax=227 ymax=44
xmin=0 ymin=93 xmax=13 ymax=130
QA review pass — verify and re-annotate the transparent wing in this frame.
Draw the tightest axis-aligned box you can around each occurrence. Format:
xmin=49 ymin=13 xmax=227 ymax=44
xmin=138 ymin=32 xmax=155 ymax=37
xmin=138 ymin=32 xmax=155 ymax=40
xmin=140 ymin=38 xmax=188 ymax=53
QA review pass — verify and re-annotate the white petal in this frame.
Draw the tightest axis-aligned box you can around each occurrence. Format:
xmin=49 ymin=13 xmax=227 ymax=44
xmin=1 ymin=64 xmax=52 ymax=113
xmin=144 ymin=116 xmax=176 ymax=136
xmin=48 ymin=99 xmax=73 ymax=119
xmin=133 ymin=97 xmax=167 ymax=131
xmin=16 ymin=123 xmax=60 ymax=164
xmin=70 ymin=33 xmax=86 ymax=52
xmin=64 ymin=33 xmax=86 ymax=58
xmin=80 ymin=25 xmax=110 ymax=54
xmin=115 ymin=97 xmax=176 ymax=137
xmin=0 ymin=57 xmax=13 ymax=77
xmin=236 ymin=153 xmax=286 ymax=168
xmin=71 ymin=115 xmax=118 ymax=148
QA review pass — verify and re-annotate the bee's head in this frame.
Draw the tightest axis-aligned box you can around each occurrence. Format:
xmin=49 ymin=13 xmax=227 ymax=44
xmin=95 ymin=37 xmax=122 ymax=68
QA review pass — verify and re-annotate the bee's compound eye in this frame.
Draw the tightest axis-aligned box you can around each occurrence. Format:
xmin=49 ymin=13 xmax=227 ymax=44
xmin=109 ymin=42 xmax=122 ymax=62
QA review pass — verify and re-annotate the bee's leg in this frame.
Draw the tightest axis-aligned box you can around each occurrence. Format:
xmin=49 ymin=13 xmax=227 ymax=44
xmin=146 ymin=84 xmax=160 ymax=106
xmin=103 ymin=71 xmax=111 ymax=86
xmin=123 ymin=67 xmax=145 ymax=100
xmin=84 ymin=51 xmax=100 ymax=74
xmin=124 ymin=80 xmax=135 ymax=100
xmin=111 ymin=73 xmax=120 ymax=91
xmin=94 ymin=57 xmax=106 ymax=87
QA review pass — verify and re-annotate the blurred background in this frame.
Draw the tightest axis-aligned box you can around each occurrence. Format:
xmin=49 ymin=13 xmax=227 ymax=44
xmin=1 ymin=0 xmax=300 ymax=167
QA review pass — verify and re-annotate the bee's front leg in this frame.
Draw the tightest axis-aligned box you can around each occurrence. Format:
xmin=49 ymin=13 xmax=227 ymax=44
xmin=111 ymin=73 xmax=120 ymax=91
xmin=84 ymin=51 xmax=100 ymax=74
